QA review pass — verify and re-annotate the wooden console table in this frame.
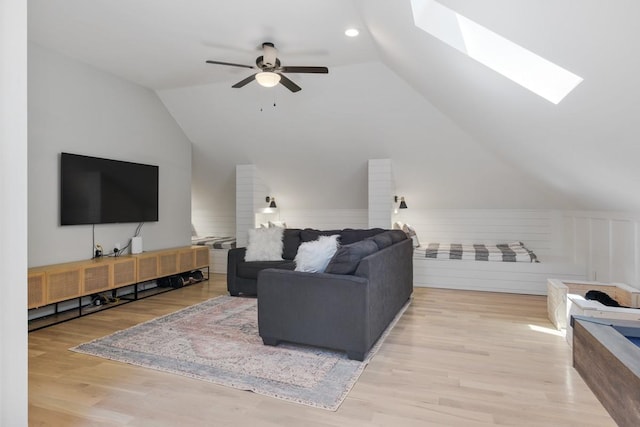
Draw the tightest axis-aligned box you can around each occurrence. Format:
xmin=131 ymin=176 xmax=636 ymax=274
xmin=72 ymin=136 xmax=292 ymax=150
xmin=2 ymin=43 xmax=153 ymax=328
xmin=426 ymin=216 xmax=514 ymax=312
xmin=28 ymin=246 xmax=209 ymax=330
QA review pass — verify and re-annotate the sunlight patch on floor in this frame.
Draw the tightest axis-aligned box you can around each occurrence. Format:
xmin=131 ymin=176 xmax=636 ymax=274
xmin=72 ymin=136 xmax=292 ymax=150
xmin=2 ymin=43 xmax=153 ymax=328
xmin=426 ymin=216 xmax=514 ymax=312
xmin=528 ymin=324 xmax=565 ymax=337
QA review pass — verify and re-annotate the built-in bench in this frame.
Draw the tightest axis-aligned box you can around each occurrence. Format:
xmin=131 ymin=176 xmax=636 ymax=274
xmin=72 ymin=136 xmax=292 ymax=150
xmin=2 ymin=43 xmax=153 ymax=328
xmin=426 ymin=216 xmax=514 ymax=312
xmin=547 ymin=278 xmax=640 ymax=346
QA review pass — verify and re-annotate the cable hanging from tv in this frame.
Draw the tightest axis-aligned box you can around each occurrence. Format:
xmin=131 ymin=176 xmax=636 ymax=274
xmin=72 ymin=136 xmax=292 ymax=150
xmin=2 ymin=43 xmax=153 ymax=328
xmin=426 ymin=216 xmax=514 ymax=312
xmin=91 ymin=222 xmax=144 ymax=259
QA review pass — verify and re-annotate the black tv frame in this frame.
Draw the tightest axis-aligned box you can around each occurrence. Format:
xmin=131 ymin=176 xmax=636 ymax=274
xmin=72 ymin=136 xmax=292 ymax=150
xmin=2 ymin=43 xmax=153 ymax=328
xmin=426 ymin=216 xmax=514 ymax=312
xmin=60 ymin=152 xmax=159 ymax=226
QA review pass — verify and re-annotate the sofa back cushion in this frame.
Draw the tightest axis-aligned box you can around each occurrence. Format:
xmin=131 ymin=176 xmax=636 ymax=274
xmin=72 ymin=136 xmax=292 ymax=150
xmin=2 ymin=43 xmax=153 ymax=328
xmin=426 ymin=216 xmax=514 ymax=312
xmin=387 ymin=229 xmax=408 ymax=243
xmin=300 ymin=228 xmax=342 ymax=243
xmin=368 ymin=232 xmax=393 ymax=250
xmin=283 ymin=228 xmax=399 ymax=261
xmin=282 ymin=228 xmax=302 ymax=260
xmin=339 ymin=228 xmax=385 ymax=245
xmin=325 ymin=239 xmax=379 ymax=275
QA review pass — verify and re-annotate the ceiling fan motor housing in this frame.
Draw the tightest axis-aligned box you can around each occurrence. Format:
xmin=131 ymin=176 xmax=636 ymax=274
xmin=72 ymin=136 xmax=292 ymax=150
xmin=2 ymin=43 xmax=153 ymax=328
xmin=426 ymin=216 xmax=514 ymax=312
xmin=262 ymin=42 xmax=278 ymax=68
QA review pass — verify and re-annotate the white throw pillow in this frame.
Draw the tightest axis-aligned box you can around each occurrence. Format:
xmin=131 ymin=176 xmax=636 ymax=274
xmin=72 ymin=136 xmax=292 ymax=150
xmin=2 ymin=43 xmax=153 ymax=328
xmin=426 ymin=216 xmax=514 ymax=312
xmin=268 ymin=220 xmax=287 ymax=228
xmin=393 ymin=221 xmax=405 ymax=230
xmin=294 ymin=235 xmax=340 ymax=273
xmin=402 ymin=223 xmax=420 ymax=248
xmin=244 ymin=227 xmax=284 ymax=261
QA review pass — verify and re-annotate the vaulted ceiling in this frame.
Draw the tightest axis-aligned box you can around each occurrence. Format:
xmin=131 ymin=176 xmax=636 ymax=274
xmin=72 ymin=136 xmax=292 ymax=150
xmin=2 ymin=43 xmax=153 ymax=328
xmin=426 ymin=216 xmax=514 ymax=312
xmin=28 ymin=0 xmax=640 ymax=212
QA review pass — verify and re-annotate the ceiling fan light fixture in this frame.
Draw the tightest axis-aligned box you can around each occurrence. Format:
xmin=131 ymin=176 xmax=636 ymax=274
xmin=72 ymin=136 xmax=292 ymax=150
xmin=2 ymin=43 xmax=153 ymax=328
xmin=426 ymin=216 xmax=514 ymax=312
xmin=255 ymin=71 xmax=281 ymax=88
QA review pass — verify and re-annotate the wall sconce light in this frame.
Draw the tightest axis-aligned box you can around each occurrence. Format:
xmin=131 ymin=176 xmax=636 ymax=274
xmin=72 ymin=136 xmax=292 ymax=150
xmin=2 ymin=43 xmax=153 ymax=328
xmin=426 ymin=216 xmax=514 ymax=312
xmin=265 ymin=196 xmax=277 ymax=208
xmin=394 ymin=195 xmax=408 ymax=209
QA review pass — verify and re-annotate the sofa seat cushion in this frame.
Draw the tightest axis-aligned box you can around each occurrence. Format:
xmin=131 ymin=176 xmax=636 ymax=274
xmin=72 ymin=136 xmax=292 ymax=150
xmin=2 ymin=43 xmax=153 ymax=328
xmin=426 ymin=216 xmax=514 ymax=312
xmin=325 ymin=239 xmax=379 ymax=275
xmin=237 ymin=260 xmax=295 ymax=279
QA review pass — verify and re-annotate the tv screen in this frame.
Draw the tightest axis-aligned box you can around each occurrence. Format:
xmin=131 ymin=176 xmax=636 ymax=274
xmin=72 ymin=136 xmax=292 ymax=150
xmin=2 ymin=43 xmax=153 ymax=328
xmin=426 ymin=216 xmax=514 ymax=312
xmin=60 ymin=152 xmax=159 ymax=225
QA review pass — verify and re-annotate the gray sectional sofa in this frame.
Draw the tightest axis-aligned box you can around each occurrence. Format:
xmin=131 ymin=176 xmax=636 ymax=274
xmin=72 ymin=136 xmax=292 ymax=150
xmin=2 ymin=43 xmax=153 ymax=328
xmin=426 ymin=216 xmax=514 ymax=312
xmin=227 ymin=228 xmax=414 ymax=360
xmin=227 ymin=228 xmax=388 ymax=296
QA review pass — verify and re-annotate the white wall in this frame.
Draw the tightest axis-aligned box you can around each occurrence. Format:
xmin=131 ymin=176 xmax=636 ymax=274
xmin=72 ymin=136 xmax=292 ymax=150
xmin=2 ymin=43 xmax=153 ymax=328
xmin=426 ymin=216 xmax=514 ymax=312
xmin=1 ymin=0 xmax=28 ymax=424
xmin=159 ymin=61 xmax=575 ymax=239
xmin=28 ymin=44 xmax=193 ymax=266
xmin=565 ymin=211 xmax=640 ymax=289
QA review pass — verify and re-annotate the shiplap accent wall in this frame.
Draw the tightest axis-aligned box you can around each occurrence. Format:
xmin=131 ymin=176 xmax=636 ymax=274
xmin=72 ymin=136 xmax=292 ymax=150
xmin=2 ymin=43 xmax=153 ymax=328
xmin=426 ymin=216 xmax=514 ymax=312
xmin=397 ymin=209 xmax=565 ymax=259
xmin=191 ymin=209 xmax=235 ymax=237
xmin=235 ymin=165 xmax=268 ymax=247
xmin=405 ymin=209 xmax=587 ymax=294
xmin=368 ymin=159 xmax=394 ymax=228
xmin=278 ymin=209 xmax=368 ymax=230
xmin=564 ymin=211 xmax=640 ymax=288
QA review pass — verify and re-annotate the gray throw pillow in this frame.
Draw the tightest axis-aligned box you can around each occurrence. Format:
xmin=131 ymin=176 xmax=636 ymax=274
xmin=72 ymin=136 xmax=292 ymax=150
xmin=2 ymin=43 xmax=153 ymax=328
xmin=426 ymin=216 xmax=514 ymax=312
xmin=387 ymin=230 xmax=408 ymax=243
xmin=369 ymin=232 xmax=393 ymax=250
xmin=325 ymin=240 xmax=379 ymax=275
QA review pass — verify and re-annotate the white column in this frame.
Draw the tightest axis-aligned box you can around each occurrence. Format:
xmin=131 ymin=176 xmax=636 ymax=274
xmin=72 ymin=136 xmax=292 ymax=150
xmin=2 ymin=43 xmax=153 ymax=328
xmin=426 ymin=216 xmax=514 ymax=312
xmin=235 ymin=165 xmax=269 ymax=247
xmin=368 ymin=159 xmax=394 ymax=229
xmin=0 ymin=0 xmax=28 ymax=424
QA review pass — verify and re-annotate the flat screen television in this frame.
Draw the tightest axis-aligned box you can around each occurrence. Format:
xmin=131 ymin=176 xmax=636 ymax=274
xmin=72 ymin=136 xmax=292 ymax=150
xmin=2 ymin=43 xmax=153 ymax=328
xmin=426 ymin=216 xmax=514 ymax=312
xmin=60 ymin=152 xmax=159 ymax=225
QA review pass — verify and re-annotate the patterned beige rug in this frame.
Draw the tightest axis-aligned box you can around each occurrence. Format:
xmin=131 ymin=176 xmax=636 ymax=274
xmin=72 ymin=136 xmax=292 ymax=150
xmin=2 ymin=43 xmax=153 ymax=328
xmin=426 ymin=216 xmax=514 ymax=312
xmin=71 ymin=295 xmax=408 ymax=411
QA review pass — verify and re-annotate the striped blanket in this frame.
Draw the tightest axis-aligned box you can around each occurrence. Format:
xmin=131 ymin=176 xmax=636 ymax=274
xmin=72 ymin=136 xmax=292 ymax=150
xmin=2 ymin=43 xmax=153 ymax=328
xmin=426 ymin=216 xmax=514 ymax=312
xmin=416 ymin=242 xmax=538 ymax=263
xmin=192 ymin=236 xmax=236 ymax=250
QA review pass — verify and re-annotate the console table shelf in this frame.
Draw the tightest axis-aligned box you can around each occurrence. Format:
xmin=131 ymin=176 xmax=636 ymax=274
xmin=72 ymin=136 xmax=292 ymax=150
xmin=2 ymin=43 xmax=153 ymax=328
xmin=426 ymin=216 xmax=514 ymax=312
xmin=28 ymin=246 xmax=209 ymax=331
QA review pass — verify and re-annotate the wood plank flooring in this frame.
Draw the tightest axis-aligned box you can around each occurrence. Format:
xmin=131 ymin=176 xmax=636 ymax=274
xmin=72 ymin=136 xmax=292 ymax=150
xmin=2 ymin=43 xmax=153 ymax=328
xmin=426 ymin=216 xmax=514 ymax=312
xmin=28 ymin=275 xmax=616 ymax=426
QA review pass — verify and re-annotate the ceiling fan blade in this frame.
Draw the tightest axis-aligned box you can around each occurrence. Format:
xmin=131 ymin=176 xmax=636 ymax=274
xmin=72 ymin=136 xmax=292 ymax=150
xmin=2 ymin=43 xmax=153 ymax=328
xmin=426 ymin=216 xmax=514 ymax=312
xmin=232 ymin=74 xmax=257 ymax=88
xmin=278 ymin=74 xmax=302 ymax=93
xmin=280 ymin=66 xmax=329 ymax=74
xmin=206 ymin=60 xmax=254 ymax=69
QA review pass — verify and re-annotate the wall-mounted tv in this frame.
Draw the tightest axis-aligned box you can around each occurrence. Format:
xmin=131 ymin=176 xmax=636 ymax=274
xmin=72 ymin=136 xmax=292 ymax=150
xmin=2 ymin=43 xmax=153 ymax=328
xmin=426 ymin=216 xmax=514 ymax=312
xmin=60 ymin=152 xmax=159 ymax=225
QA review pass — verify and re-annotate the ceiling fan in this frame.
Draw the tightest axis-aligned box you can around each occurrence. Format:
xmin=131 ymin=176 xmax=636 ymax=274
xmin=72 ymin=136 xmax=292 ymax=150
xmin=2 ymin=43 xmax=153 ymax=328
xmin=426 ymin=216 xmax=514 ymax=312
xmin=206 ymin=42 xmax=328 ymax=93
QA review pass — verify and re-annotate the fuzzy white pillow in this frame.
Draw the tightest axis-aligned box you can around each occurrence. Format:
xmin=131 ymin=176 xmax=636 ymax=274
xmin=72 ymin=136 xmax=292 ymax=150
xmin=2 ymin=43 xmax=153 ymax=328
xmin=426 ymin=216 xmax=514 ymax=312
xmin=268 ymin=220 xmax=287 ymax=228
xmin=244 ymin=227 xmax=284 ymax=261
xmin=294 ymin=235 xmax=340 ymax=273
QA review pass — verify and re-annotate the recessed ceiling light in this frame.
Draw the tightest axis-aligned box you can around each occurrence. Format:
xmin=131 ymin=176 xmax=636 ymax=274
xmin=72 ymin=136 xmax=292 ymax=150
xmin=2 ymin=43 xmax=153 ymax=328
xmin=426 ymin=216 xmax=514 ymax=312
xmin=345 ymin=28 xmax=359 ymax=37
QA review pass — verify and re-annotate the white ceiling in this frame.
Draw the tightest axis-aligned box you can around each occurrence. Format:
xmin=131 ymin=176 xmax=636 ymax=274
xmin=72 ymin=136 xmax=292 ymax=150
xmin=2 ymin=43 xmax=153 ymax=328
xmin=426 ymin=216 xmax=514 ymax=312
xmin=28 ymin=0 xmax=640 ymax=212
xmin=28 ymin=0 xmax=379 ymax=90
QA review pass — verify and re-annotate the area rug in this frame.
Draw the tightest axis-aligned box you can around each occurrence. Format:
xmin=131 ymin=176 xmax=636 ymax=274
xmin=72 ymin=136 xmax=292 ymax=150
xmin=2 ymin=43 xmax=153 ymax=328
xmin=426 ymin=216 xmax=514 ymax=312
xmin=70 ymin=295 xmax=409 ymax=411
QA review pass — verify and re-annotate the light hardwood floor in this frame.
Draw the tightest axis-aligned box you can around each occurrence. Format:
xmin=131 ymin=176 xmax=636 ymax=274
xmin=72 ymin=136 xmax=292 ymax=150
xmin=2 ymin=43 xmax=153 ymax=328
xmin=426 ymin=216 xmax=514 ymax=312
xmin=29 ymin=275 xmax=616 ymax=426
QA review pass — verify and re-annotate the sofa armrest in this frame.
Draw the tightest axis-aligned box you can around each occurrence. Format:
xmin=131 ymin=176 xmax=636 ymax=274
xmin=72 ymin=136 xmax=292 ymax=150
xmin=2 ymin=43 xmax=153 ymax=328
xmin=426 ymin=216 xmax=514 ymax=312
xmin=226 ymin=247 xmax=246 ymax=295
xmin=354 ymin=238 xmax=413 ymax=337
xmin=227 ymin=247 xmax=245 ymax=272
xmin=257 ymin=269 xmax=370 ymax=356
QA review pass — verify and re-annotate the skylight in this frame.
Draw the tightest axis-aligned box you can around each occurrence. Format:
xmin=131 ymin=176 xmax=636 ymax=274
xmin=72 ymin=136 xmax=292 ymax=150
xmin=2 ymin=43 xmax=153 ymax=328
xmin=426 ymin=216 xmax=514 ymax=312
xmin=410 ymin=0 xmax=583 ymax=104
